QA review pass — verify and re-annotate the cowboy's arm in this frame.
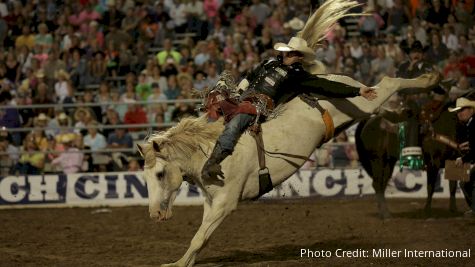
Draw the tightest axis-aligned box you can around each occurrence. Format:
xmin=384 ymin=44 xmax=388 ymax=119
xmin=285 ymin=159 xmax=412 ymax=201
xmin=297 ymin=73 xmax=362 ymax=98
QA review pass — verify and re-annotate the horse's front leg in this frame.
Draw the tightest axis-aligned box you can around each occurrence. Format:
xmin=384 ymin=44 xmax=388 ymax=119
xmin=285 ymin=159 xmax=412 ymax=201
xmin=161 ymin=194 xmax=238 ymax=267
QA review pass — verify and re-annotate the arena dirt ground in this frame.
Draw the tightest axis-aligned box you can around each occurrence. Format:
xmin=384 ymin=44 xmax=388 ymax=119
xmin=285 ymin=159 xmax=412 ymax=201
xmin=1 ymin=198 xmax=474 ymax=267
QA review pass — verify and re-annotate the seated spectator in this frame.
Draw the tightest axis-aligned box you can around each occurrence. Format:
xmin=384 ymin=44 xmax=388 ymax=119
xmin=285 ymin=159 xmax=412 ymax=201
xmin=82 ymin=90 xmax=103 ymax=122
xmin=121 ymin=82 xmax=137 ymax=103
xmin=110 ymin=91 xmax=127 ymax=120
xmin=15 ymin=25 xmax=35 ymax=50
xmin=102 ymin=109 xmax=121 ymax=138
xmin=171 ymin=95 xmax=199 ymax=122
xmin=16 ymin=136 xmax=45 ymax=175
xmin=156 ymin=38 xmax=182 ymax=66
xmin=83 ymin=121 xmax=107 ymax=151
xmin=32 ymin=81 xmax=54 ymax=115
xmin=107 ymin=127 xmax=133 ymax=170
xmin=54 ymin=69 xmax=71 ymax=103
xmin=123 ymin=100 xmax=148 ymax=131
xmin=67 ymin=48 xmax=87 ymax=89
xmin=136 ymin=72 xmax=152 ymax=101
xmin=164 ymin=75 xmax=181 ymax=100
xmin=193 ymin=70 xmax=208 ymax=91
xmin=74 ymin=107 xmax=95 ymax=135
xmin=35 ymin=23 xmax=53 ymax=53
xmin=0 ymin=130 xmax=19 ymax=175
xmin=51 ymin=134 xmax=84 ymax=174
xmin=30 ymin=113 xmax=50 ymax=151
xmin=127 ymin=158 xmax=141 ymax=171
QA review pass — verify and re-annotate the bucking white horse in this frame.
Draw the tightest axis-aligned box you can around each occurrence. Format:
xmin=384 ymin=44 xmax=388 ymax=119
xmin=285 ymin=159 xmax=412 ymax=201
xmin=136 ymin=72 xmax=440 ymax=267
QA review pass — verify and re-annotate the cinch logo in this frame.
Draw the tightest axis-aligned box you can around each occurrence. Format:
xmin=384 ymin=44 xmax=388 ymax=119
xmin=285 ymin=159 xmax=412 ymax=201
xmin=0 ymin=173 xmax=150 ymax=206
xmin=0 ymin=175 xmax=67 ymax=205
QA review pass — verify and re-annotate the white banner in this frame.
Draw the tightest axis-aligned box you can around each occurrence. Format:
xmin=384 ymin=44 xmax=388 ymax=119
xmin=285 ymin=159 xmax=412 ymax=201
xmin=0 ymin=168 xmax=465 ymax=209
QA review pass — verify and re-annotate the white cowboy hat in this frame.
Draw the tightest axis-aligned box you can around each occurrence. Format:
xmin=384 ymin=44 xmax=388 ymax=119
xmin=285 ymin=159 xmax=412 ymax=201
xmin=448 ymin=97 xmax=475 ymax=112
xmin=284 ymin=17 xmax=305 ymax=31
xmin=274 ymin=37 xmax=316 ymax=62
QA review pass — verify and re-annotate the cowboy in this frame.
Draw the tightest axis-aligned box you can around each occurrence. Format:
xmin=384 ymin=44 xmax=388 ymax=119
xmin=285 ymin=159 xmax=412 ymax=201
xmin=449 ymin=97 xmax=475 ymax=218
xmin=201 ymin=37 xmax=377 ymax=182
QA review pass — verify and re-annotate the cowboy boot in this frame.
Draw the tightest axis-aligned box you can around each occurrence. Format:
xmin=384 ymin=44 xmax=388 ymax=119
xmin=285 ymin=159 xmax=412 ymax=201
xmin=202 ymin=142 xmax=231 ymax=182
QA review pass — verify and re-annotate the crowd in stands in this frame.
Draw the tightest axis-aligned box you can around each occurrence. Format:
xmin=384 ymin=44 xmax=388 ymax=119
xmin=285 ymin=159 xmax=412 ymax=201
xmin=1 ymin=0 xmax=475 ymax=175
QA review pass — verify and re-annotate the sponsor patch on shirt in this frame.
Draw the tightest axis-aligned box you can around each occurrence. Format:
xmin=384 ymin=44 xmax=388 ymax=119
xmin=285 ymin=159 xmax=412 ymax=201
xmin=275 ymin=67 xmax=287 ymax=77
xmin=265 ymin=77 xmax=275 ymax=86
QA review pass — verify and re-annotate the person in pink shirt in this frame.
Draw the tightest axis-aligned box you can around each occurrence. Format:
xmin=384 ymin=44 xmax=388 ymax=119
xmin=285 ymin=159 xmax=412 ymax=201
xmin=51 ymin=135 xmax=84 ymax=174
xmin=203 ymin=0 xmax=219 ymax=21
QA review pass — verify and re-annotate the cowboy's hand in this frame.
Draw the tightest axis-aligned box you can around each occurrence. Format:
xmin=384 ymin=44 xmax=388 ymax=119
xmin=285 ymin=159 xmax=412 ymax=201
xmin=455 ymin=157 xmax=463 ymax=167
xmin=360 ymin=87 xmax=377 ymax=101
xmin=459 ymin=141 xmax=470 ymax=151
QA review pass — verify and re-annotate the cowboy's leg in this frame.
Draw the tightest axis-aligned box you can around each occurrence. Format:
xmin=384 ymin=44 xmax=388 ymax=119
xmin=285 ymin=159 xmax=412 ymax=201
xmin=202 ymin=113 xmax=256 ymax=182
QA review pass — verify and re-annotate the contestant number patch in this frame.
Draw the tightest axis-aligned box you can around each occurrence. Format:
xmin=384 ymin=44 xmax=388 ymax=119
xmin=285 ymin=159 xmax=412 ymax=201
xmin=275 ymin=67 xmax=287 ymax=77
xmin=265 ymin=77 xmax=275 ymax=86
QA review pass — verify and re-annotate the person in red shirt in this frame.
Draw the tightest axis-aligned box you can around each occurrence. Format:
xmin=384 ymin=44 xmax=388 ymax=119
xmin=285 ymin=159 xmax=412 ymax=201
xmin=123 ymin=100 xmax=148 ymax=131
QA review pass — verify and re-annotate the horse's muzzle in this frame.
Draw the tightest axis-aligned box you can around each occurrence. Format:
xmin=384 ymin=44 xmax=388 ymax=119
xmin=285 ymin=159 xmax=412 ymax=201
xmin=150 ymin=209 xmax=172 ymax=222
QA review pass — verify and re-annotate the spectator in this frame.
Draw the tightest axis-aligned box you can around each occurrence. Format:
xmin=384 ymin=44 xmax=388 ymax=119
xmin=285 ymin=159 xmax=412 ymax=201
xmin=123 ymin=100 xmax=148 ymax=131
xmin=107 ymin=127 xmax=133 ymax=170
xmin=83 ymin=120 xmax=107 ymax=152
xmin=16 ymin=136 xmax=45 ymax=175
xmin=0 ymin=131 xmax=19 ymax=175
xmin=30 ymin=113 xmax=50 ymax=151
xmin=83 ymin=90 xmax=103 ymax=123
xmin=102 ymin=108 xmax=121 ymax=138
xmin=121 ymin=7 xmax=139 ymax=38
xmin=426 ymin=0 xmax=450 ymax=29
xmin=51 ymin=134 xmax=84 ymax=174
xmin=425 ymin=32 xmax=449 ymax=65
xmin=156 ymin=38 xmax=182 ymax=66
xmin=164 ymin=75 xmax=181 ymax=100
xmin=110 ymin=91 xmax=128 ymax=120
xmin=54 ymin=69 xmax=71 ymax=103
xmin=171 ymin=95 xmax=198 ymax=122
xmin=358 ymin=5 xmax=384 ymax=39
xmin=87 ymin=51 xmax=107 ymax=84
xmin=5 ymin=50 xmax=20 ymax=84
xmin=15 ymin=25 xmax=35 ymax=50
xmin=33 ymin=82 xmax=54 ymax=113
xmin=74 ymin=107 xmax=95 ymax=136
xmin=35 ymin=23 xmax=53 ymax=53
xmin=441 ymin=24 xmax=459 ymax=51
xmin=68 ymin=48 xmax=87 ymax=89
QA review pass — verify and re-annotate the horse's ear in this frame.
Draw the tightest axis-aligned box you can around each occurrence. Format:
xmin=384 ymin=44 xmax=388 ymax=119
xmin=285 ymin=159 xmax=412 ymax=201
xmin=152 ymin=141 xmax=161 ymax=153
xmin=136 ymin=144 xmax=145 ymax=157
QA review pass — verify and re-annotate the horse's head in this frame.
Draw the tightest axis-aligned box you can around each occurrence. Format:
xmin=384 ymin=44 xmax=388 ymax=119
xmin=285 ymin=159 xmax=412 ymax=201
xmin=137 ymin=141 xmax=183 ymax=222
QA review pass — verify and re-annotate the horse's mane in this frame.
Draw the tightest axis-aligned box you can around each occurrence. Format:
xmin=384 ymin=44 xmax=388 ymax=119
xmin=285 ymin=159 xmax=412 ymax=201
xmin=143 ymin=116 xmax=224 ymax=166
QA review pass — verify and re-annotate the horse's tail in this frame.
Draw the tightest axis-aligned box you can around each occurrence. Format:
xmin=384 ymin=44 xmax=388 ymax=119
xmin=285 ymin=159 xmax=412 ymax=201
xmin=355 ymin=119 xmax=374 ymax=177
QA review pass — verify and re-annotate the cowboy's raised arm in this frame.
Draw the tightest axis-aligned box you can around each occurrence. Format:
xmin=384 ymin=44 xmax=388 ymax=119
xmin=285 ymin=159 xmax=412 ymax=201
xmin=296 ymin=70 xmax=376 ymax=99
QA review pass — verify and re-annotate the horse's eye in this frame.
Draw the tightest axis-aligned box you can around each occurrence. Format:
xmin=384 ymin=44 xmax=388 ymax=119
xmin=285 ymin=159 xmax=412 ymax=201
xmin=156 ymin=171 xmax=164 ymax=181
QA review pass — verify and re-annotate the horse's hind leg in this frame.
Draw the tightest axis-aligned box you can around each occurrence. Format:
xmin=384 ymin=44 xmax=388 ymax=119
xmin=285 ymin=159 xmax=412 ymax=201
xmin=424 ymin=166 xmax=439 ymax=217
xmin=371 ymin=160 xmax=393 ymax=219
xmin=162 ymin=196 xmax=238 ymax=267
xmin=449 ymin=180 xmax=458 ymax=212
